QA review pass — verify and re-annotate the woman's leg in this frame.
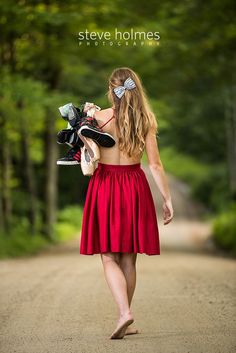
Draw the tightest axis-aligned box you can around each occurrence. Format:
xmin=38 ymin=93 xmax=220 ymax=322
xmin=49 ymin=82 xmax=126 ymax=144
xmin=119 ymin=253 xmax=139 ymax=334
xmin=119 ymin=253 xmax=137 ymax=307
xmin=100 ymin=252 xmax=133 ymax=323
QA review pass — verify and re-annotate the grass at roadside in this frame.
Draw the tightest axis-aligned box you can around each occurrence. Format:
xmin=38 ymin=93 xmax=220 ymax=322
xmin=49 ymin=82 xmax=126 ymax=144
xmin=0 ymin=205 xmax=83 ymax=259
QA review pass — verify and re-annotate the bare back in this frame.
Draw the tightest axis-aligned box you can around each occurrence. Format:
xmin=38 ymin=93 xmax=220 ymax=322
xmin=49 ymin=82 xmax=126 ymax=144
xmin=94 ymin=107 xmax=143 ymax=165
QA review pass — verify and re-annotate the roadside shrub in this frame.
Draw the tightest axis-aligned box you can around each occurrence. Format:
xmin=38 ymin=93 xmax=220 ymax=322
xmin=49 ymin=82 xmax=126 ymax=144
xmin=212 ymin=203 xmax=236 ymax=256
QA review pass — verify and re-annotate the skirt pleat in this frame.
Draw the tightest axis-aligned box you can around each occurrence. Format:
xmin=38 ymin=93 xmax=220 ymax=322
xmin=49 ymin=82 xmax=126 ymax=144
xmin=79 ymin=162 xmax=160 ymax=256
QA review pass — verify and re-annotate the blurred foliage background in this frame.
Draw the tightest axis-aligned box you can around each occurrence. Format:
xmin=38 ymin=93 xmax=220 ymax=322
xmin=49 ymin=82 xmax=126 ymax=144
xmin=0 ymin=0 xmax=235 ymax=257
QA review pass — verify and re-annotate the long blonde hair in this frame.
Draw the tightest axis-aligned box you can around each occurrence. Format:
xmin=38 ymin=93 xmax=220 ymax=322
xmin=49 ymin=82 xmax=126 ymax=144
xmin=107 ymin=67 xmax=158 ymax=159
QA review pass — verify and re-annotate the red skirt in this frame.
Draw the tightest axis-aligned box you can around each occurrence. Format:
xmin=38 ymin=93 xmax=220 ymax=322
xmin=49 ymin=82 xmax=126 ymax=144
xmin=79 ymin=162 xmax=160 ymax=256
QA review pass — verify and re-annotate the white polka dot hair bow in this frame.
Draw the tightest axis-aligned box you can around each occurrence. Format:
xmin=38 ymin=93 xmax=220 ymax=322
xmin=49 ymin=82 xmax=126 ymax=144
xmin=113 ymin=77 xmax=136 ymax=99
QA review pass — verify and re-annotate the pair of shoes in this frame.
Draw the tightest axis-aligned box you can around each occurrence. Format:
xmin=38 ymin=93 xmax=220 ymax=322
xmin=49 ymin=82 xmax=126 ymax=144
xmin=56 ymin=145 xmax=81 ymax=165
xmin=110 ymin=318 xmax=134 ymax=339
xmin=56 ymin=102 xmax=115 ymax=167
xmin=59 ymin=103 xmax=115 ymax=147
xmin=57 ymin=138 xmax=100 ymax=169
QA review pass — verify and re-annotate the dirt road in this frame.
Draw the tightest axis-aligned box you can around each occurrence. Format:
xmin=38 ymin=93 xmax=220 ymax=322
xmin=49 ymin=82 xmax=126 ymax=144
xmin=0 ymin=235 xmax=235 ymax=353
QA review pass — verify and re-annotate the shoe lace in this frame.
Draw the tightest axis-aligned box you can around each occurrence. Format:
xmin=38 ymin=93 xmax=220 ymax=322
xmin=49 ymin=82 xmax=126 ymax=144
xmin=66 ymin=147 xmax=80 ymax=158
xmin=79 ymin=116 xmax=102 ymax=130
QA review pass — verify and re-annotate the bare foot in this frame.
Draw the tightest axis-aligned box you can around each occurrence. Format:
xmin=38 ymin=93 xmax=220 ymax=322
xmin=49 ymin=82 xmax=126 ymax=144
xmin=117 ymin=311 xmax=133 ymax=326
xmin=110 ymin=311 xmax=134 ymax=339
xmin=125 ymin=326 xmax=140 ymax=335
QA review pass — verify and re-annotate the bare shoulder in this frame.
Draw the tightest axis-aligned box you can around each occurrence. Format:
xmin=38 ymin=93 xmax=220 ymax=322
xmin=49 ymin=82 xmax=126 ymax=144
xmin=94 ymin=107 xmax=114 ymax=120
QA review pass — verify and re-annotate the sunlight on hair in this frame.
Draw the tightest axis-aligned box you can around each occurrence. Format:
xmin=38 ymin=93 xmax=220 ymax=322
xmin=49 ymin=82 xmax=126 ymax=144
xmin=107 ymin=67 xmax=158 ymax=159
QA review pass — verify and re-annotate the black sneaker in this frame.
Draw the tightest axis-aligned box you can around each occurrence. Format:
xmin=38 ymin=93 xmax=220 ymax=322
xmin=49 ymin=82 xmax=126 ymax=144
xmin=57 ymin=146 xmax=81 ymax=165
xmin=78 ymin=116 xmax=115 ymax=147
xmin=58 ymin=103 xmax=85 ymax=127
xmin=57 ymin=128 xmax=84 ymax=147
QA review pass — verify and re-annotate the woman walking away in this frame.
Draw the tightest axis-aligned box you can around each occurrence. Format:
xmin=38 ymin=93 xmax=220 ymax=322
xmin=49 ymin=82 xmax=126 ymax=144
xmin=79 ymin=67 xmax=174 ymax=339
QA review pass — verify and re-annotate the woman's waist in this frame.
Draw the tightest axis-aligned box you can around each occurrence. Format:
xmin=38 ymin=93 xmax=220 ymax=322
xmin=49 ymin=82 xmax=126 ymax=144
xmin=97 ymin=162 xmax=141 ymax=172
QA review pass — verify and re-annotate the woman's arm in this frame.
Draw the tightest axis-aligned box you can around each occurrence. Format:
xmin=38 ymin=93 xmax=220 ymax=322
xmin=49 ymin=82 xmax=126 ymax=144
xmin=145 ymin=129 xmax=174 ymax=225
